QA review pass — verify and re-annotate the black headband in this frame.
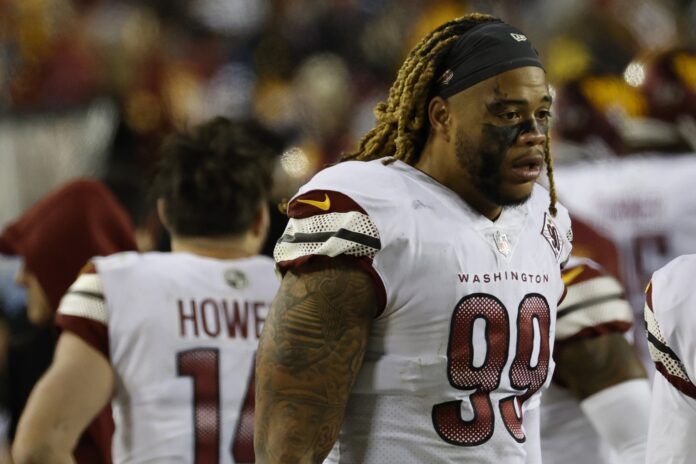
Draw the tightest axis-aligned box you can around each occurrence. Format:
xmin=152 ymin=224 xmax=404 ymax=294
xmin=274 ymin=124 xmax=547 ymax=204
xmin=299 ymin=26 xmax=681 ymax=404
xmin=435 ymin=20 xmax=544 ymax=99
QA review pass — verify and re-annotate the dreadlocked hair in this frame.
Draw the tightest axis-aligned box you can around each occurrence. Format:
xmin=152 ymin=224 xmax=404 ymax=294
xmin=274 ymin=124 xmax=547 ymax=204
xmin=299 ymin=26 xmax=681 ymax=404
xmin=544 ymin=134 xmax=558 ymax=216
xmin=342 ymin=13 xmax=498 ymax=166
xmin=343 ymin=13 xmax=559 ymax=217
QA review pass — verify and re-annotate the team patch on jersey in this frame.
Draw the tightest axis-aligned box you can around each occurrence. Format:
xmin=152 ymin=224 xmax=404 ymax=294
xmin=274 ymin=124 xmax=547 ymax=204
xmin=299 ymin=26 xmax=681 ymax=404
xmin=541 ymin=212 xmax=564 ymax=260
xmin=275 ymin=190 xmax=381 ymax=266
xmin=645 ymin=301 xmax=696 ymax=399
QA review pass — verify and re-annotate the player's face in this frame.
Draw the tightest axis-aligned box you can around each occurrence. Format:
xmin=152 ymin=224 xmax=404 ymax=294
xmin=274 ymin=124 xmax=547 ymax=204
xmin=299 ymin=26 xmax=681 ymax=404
xmin=15 ymin=266 xmax=53 ymax=326
xmin=449 ymin=66 xmax=551 ymax=206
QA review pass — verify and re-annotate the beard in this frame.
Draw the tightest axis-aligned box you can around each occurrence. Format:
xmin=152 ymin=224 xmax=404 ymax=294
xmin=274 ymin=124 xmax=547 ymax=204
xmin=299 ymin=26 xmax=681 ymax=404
xmin=454 ymin=127 xmax=532 ymax=208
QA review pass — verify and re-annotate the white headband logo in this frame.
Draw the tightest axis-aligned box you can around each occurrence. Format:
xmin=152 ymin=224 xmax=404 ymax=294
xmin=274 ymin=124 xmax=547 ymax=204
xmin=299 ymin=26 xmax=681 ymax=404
xmin=438 ymin=69 xmax=454 ymax=86
xmin=510 ymin=33 xmax=527 ymax=42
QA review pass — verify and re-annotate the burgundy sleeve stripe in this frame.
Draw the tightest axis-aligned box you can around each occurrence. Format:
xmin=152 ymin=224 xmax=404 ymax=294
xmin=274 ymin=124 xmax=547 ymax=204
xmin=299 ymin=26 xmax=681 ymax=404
xmin=655 ymin=362 xmax=696 ymax=400
xmin=55 ymin=314 xmax=109 ymax=359
xmin=645 ymin=281 xmax=654 ymax=312
xmin=277 ymin=254 xmax=387 ymax=317
xmin=557 ymin=285 xmax=568 ymax=306
xmin=556 ymin=320 xmax=632 ymax=345
xmin=288 ymin=190 xmax=367 ymax=219
xmin=557 ymin=292 xmax=625 ymax=318
xmin=647 ymin=331 xmax=685 ymax=371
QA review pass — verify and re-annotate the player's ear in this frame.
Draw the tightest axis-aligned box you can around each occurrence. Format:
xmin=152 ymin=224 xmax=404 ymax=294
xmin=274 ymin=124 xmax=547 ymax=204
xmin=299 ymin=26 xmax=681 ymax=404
xmin=252 ymin=202 xmax=270 ymax=238
xmin=428 ymin=96 xmax=451 ymax=142
xmin=156 ymin=198 xmax=172 ymax=233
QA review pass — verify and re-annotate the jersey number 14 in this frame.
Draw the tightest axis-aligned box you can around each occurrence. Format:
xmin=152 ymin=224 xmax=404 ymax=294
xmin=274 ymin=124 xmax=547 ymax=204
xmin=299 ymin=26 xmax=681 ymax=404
xmin=432 ymin=293 xmax=551 ymax=446
xmin=177 ymin=348 xmax=255 ymax=463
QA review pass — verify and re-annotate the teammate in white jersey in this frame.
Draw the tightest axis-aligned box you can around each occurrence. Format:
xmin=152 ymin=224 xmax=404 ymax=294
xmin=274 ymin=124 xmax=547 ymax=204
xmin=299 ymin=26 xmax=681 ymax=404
xmin=541 ymin=256 xmax=649 ymax=464
xmin=255 ymin=14 xmax=572 ymax=464
xmin=645 ymin=254 xmax=696 ymax=463
xmin=12 ymin=117 xmax=282 ymax=464
xmin=555 ymin=155 xmax=696 ymax=327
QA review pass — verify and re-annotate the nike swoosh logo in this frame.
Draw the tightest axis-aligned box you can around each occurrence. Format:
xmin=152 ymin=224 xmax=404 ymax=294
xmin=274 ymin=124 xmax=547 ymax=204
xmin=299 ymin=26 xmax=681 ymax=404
xmin=297 ymin=194 xmax=331 ymax=211
xmin=562 ymin=265 xmax=584 ymax=285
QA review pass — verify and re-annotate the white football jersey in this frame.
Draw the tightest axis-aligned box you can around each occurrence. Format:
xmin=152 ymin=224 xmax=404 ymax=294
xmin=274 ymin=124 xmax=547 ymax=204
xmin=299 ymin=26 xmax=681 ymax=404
xmin=541 ymin=256 xmax=634 ymax=464
xmin=56 ymin=252 xmax=278 ymax=464
xmin=555 ymin=155 xmax=696 ymax=330
xmin=645 ymin=254 xmax=696 ymax=464
xmin=274 ymin=159 xmax=572 ymax=464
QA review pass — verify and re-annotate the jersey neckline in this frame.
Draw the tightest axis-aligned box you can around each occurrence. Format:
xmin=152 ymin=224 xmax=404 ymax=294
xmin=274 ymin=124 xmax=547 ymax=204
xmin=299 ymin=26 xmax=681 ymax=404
xmin=384 ymin=158 xmax=531 ymax=231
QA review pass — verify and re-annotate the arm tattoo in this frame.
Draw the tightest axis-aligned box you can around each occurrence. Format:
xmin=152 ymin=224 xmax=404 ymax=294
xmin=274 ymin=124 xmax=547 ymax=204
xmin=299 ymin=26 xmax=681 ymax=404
xmin=254 ymin=257 xmax=378 ymax=464
xmin=554 ymin=332 xmax=647 ymax=400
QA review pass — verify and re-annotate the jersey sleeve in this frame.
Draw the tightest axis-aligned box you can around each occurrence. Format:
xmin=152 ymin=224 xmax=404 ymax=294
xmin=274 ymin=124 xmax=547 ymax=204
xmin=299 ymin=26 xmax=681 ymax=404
xmin=555 ymin=258 xmax=633 ymax=343
xmin=274 ymin=189 xmax=381 ymax=268
xmin=644 ymin=257 xmax=696 ymax=399
xmin=55 ymin=262 xmax=110 ymax=358
xmin=273 ymin=164 xmax=388 ymax=312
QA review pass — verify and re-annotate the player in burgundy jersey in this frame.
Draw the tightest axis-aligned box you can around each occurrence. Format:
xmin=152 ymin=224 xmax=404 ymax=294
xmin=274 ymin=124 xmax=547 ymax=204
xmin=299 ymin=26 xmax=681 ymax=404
xmin=255 ymin=14 xmax=571 ymax=464
xmin=1 ymin=179 xmax=138 ymax=464
xmin=12 ymin=118 xmax=281 ymax=464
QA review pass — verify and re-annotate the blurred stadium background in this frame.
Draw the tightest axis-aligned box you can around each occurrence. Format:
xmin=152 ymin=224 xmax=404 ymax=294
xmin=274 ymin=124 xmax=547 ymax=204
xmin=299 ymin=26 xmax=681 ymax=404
xmin=1 ymin=0 xmax=694 ymax=227
xmin=0 ymin=0 xmax=694 ymax=457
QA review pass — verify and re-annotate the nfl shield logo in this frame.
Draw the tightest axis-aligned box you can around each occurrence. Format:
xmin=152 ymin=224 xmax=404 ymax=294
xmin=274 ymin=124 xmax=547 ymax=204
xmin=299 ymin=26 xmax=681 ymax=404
xmin=224 ymin=269 xmax=249 ymax=289
xmin=494 ymin=230 xmax=511 ymax=256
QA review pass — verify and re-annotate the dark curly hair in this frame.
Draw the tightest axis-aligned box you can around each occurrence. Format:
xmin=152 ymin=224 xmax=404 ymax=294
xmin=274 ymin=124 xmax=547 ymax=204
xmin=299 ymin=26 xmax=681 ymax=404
xmin=154 ymin=117 xmax=282 ymax=237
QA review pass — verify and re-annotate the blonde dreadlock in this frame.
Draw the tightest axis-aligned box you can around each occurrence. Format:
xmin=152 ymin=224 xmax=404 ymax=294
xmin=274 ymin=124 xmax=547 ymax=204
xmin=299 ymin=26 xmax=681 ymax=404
xmin=544 ymin=135 xmax=558 ymax=216
xmin=343 ymin=13 xmax=559 ymax=216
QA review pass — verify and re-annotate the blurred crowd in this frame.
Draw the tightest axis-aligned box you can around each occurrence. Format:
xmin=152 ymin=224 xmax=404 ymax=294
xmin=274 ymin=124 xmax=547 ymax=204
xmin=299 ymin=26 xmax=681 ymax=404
xmin=0 ymin=0 xmax=694 ymax=456
xmin=1 ymin=0 xmax=694 ymax=220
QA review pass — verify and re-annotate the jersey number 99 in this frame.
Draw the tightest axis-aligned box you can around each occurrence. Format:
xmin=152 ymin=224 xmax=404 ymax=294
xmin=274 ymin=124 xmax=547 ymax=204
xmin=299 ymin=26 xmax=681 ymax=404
xmin=432 ymin=293 xmax=550 ymax=446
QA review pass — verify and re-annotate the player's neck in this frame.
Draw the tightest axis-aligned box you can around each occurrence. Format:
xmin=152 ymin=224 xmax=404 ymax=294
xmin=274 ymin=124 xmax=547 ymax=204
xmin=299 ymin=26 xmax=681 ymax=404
xmin=169 ymin=235 xmax=259 ymax=260
xmin=415 ymin=145 xmax=503 ymax=221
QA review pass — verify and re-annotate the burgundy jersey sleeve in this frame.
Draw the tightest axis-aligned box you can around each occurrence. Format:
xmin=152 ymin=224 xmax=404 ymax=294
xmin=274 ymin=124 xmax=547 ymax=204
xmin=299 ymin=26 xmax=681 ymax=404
xmin=274 ymin=188 xmax=386 ymax=312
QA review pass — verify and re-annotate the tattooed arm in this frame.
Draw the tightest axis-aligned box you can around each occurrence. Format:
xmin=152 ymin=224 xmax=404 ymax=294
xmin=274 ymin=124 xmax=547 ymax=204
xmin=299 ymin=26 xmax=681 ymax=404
xmin=554 ymin=332 xmax=646 ymax=399
xmin=254 ymin=257 xmax=378 ymax=464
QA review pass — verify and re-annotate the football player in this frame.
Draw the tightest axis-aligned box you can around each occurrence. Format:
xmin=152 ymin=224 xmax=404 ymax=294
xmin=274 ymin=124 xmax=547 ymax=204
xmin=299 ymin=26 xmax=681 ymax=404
xmin=554 ymin=47 xmax=696 ymax=325
xmin=554 ymin=134 xmax=696 ymax=366
xmin=644 ymin=254 xmax=696 ymax=463
xmin=0 ymin=179 xmax=138 ymax=463
xmin=255 ymin=14 xmax=572 ymax=463
xmin=12 ymin=117 xmax=281 ymax=463
xmin=541 ymin=256 xmax=649 ymax=463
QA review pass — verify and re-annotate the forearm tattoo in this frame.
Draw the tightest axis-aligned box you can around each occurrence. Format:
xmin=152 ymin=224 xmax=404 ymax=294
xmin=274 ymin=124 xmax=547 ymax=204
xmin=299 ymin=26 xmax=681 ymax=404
xmin=254 ymin=258 xmax=377 ymax=464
